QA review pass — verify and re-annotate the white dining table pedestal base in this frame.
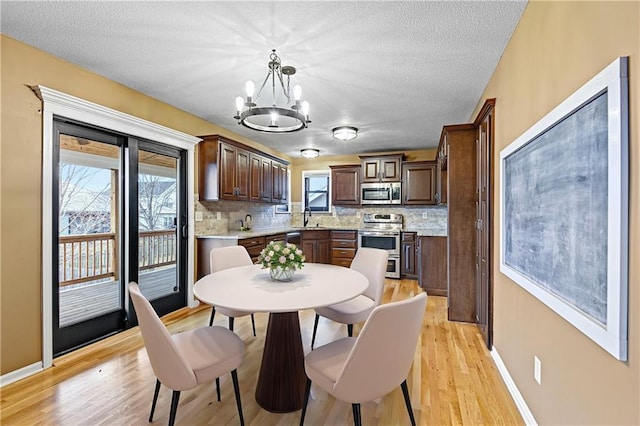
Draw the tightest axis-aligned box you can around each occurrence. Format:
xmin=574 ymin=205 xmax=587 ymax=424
xmin=255 ymin=312 xmax=307 ymax=413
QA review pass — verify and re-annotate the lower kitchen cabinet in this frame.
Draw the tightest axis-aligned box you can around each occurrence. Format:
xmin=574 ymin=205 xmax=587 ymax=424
xmin=238 ymin=236 xmax=266 ymax=264
xmin=418 ymin=236 xmax=447 ymax=296
xmin=330 ymin=230 xmax=357 ymax=267
xmin=400 ymin=232 xmax=417 ymax=278
xmin=301 ymin=230 xmax=331 ymax=264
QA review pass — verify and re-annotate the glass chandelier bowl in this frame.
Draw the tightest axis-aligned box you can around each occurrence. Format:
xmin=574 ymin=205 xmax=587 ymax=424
xmin=332 ymin=126 xmax=358 ymax=141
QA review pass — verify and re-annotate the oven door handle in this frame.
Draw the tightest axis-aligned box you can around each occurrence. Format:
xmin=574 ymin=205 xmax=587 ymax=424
xmin=359 ymin=231 xmax=397 ymax=237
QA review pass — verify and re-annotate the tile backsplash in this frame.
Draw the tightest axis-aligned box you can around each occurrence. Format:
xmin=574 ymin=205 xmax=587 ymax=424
xmin=195 ymin=199 xmax=447 ymax=235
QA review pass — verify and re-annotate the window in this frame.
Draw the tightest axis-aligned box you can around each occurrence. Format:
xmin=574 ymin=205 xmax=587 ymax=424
xmin=302 ymin=170 xmax=330 ymax=213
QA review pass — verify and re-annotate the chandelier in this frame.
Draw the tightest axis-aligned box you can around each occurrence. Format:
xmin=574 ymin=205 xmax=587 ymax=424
xmin=234 ymin=49 xmax=310 ymax=133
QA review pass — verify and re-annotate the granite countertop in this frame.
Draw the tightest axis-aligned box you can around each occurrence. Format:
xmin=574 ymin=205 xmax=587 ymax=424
xmin=196 ymin=226 xmax=359 ymax=239
xmin=196 ymin=226 xmax=445 ymax=239
xmin=411 ymin=228 xmax=448 ymax=237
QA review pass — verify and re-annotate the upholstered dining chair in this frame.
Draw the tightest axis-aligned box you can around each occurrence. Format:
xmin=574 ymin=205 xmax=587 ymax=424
xmin=209 ymin=245 xmax=257 ymax=336
xmin=300 ymin=292 xmax=427 ymax=426
xmin=128 ymin=282 xmax=245 ymax=426
xmin=311 ymin=247 xmax=388 ymax=349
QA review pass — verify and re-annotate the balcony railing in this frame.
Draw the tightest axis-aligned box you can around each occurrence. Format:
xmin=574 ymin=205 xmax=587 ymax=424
xmin=59 ymin=230 xmax=176 ymax=287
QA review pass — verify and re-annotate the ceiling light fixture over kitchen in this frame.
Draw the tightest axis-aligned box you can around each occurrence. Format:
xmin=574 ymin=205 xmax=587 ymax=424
xmin=300 ymin=148 xmax=320 ymax=159
xmin=234 ymin=49 xmax=310 ymax=133
xmin=332 ymin=126 xmax=358 ymax=141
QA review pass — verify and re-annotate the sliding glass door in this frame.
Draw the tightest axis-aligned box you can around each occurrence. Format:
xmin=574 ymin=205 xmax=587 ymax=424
xmin=52 ymin=120 xmax=187 ymax=356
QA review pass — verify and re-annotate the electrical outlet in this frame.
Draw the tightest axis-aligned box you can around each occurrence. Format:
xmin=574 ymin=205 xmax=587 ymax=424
xmin=216 ymin=211 xmax=222 ymax=220
xmin=195 ymin=211 xmax=203 ymax=222
xmin=534 ymin=356 xmax=542 ymax=385
xmin=422 ymin=212 xmax=429 ymax=219
xmin=356 ymin=211 xmax=361 ymax=218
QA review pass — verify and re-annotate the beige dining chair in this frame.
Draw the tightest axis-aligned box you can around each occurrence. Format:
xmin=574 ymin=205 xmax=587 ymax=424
xmin=209 ymin=245 xmax=257 ymax=336
xmin=129 ymin=282 xmax=245 ymax=426
xmin=311 ymin=247 xmax=388 ymax=349
xmin=300 ymin=292 xmax=427 ymax=426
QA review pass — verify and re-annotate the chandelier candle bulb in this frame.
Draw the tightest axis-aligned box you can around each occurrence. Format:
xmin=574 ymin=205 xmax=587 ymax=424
xmin=293 ymin=85 xmax=302 ymax=101
xmin=245 ymin=80 xmax=255 ymax=97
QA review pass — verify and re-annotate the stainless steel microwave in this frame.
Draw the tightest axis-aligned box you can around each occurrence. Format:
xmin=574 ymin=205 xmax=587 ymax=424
xmin=361 ymin=182 xmax=402 ymax=205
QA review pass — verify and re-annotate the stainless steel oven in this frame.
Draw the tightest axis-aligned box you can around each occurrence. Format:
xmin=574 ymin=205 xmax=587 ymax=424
xmin=358 ymin=213 xmax=402 ymax=279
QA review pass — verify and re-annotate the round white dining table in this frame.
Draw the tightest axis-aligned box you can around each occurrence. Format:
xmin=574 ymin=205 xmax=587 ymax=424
xmin=193 ymin=263 xmax=368 ymax=413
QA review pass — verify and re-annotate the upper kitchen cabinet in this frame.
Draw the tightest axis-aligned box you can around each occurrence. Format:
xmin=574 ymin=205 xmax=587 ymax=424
xmin=360 ymin=154 xmax=403 ymax=183
xmin=402 ymin=161 xmax=437 ymax=205
xmin=271 ymin=161 xmax=288 ymax=204
xmin=219 ymin=140 xmax=250 ymax=201
xmin=249 ymin=153 xmax=272 ymax=202
xmin=330 ymin=165 xmax=361 ymax=206
xmin=197 ymin=134 xmax=289 ymax=204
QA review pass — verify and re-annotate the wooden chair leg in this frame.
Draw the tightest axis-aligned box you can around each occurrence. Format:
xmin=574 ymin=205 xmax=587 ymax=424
xmin=168 ymin=390 xmax=181 ymax=426
xmin=351 ymin=403 xmax=362 ymax=426
xmin=231 ymin=369 xmax=244 ymax=426
xmin=208 ymin=307 xmax=216 ymax=326
xmin=149 ymin=379 xmax=161 ymax=422
xmin=300 ymin=378 xmax=312 ymax=426
xmin=401 ymin=379 xmax=416 ymax=426
xmin=311 ymin=314 xmax=320 ymax=349
xmin=251 ymin=314 xmax=256 ymax=337
xmin=347 ymin=324 xmax=354 ymax=337
xmin=229 ymin=317 xmax=235 ymax=332
xmin=215 ymin=377 xmax=221 ymax=401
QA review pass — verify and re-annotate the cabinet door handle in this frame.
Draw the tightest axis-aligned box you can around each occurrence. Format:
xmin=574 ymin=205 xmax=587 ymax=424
xmin=404 ymin=246 xmax=410 ymax=269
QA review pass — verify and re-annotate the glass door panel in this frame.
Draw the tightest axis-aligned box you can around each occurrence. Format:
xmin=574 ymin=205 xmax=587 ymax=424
xmin=54 ymin=122 xmax=126 ymax=356
xmin=137 ymin=149 xmax=179 ymax=302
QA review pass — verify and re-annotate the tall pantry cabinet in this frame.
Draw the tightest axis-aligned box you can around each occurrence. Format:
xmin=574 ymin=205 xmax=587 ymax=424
xmin=439 ymin=124 xmax=477 ymax=323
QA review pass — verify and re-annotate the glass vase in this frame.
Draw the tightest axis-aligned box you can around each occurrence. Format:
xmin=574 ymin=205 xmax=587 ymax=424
xmin=270 ymin=267 xmax=295 ymax=282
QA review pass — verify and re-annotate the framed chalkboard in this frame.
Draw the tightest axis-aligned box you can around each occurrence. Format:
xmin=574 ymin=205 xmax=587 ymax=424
xmin=500 ymin=57 xmax=629 ymax=361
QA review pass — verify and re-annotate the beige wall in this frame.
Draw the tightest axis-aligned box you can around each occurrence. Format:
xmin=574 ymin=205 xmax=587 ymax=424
xmin=471 ymin=2 xmax=639 ymax=424
xmin=0 ymin=35 xmax=286 ymax=374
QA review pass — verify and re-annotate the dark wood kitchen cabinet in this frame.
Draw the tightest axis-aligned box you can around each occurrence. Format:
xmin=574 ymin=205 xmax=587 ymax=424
xmin=400 ymin=232 xmax=417 ymax=278
xmin=330 ymin=230 xmax=357 ymax=267
xmin=238 ymin=236 xmax=266 ymax=264
xmin=330 ymin=165 xmax=361 ymax=206
xmin=360 ymin=154 xmax=403 ymax=182
xmin=418 ymin=236 xmax=447 ymax=296
xmin=441 ymin=124 xmax=477 ymax=322
xmin=301 ymin=230 xmax=331 ymax=264
xmin=219 ymin=140 xmax=250 ymax=201
xmin=402 ymin=161 xmax=437 ymax=205
xmin=436 ymin=135 xmax=448 ymax=204
xmin=197 ymin=134 xmax=289 ymax=204
xmin=250 ymin=153 xmax=272 ymax=202
xmin=271 ymin=160 xmax=288 ymax=204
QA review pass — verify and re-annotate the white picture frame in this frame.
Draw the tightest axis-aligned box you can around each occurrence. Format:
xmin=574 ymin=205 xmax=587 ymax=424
xmin=499 ymin=57 xmax=629 ymax=360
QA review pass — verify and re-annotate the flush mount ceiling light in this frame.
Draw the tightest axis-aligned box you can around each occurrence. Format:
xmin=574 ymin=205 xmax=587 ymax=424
xmin=332 ymin=126 xmax=358 ymax=141
xmin=300 ymin=148 xmax=320 ymax=159
xmin=234 ymin=49 xmax=311 ymax=133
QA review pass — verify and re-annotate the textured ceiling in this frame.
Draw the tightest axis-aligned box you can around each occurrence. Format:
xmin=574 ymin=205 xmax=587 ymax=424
xmin=1 ymin=1 xmax=526 ymax=158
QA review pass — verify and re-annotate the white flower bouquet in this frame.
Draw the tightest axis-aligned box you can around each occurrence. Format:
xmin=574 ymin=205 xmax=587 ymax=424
xmin=257 ymin=240 xmax=305 ymax=276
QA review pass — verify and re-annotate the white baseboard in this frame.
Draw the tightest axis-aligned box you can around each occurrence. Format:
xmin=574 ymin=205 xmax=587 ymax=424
xmin=0 ymin=361 xmax=43 ymax=387
xmin=490 ymin=347 xmax=538 ymax=426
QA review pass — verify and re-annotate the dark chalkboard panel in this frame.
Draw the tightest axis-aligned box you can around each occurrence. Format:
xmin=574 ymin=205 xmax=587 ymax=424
xmin=503 ymin=92 xmax=608 ymax=325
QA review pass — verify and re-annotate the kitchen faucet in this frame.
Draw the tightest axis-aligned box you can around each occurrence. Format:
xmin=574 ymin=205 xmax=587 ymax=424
xmin=303 ymin=207 xmax=311 ymax=227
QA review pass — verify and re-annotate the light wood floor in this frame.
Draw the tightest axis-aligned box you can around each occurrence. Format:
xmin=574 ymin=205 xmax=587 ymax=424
xmin=0 ymin=279 xmax=523 ymax=425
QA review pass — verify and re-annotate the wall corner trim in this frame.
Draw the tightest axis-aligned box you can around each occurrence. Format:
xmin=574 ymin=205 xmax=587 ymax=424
xmin=491 ymin=347 xmax=538 ymax=426
xmin=0 ymin=362 xmax=43 ymax=388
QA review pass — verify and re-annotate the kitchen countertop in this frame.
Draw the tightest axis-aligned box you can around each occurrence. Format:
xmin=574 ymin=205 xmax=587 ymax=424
xmin=196 ymin=226 xmax=446 ymax=239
